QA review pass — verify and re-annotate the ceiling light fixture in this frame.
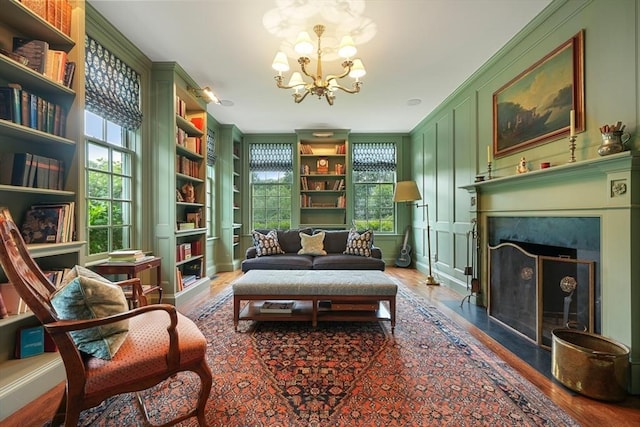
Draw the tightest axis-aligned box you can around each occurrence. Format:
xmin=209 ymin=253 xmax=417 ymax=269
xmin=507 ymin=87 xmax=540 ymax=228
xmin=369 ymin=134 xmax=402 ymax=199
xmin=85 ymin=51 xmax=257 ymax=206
xmin=271 ymin=24 xmax=366 ymax=106
xmin=189 ymin=86 xmax=220 ymax=105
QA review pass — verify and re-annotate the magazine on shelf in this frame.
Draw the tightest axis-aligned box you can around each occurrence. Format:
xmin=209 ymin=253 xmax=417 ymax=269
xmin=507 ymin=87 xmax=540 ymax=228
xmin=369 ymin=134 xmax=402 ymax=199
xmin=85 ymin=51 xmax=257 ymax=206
xmin=260 ymin=301 xmax=295 ymax=314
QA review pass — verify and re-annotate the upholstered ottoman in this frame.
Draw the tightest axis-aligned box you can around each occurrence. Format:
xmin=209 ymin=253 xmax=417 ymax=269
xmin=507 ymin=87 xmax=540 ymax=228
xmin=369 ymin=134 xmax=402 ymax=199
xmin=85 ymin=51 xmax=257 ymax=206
xmin=232 ymin=269 xmax=397 ymax=332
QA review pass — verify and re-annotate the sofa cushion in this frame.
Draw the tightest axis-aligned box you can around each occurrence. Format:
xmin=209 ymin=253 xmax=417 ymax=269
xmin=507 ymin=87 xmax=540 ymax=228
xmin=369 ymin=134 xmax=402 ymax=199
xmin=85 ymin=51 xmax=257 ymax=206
xmin=241 ymin=254 xmax=314 ymax=272
xmin=343 ymin=229 xmax=374 ymax=257
xmin=252 ymin=230 xmax=285 ymax=256
xmin=312 ymin=254 xmax=385 ymax=270
xmin=298 ymin=231 xmax=327 ymax=255
xmin=318 ymin=229 xmax=351 ymax=254
xmin=253 ymin=228 xmax=312 ymax=253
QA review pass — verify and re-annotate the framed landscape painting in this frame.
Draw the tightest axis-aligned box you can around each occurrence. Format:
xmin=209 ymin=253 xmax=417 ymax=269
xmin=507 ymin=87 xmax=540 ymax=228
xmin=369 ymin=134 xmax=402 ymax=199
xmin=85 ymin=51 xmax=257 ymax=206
xmin=493 ymin=30 xmax=584 ymax=157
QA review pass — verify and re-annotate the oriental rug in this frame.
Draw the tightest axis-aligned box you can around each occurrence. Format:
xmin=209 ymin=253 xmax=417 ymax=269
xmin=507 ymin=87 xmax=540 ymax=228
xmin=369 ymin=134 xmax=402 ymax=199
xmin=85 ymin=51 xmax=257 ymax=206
xmin=76 ymin=283 xmax=578 ymax=426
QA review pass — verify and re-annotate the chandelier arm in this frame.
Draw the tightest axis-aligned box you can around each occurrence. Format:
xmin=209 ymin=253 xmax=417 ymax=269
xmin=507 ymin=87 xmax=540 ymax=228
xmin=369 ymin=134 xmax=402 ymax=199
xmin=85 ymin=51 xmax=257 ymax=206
xmin=294 ymin=89 xmax=312 ymax=103
xmin=324 ymin=92 xmax=335 ymax=106
xmin=298 ymin=58 xmax=317 ymax=81
xmin=274 ymin=75 xmax=307 ymax=90
xmin=326 ymin=60 xmax=353 ymax=82
xmin=330 ymin=81 xmax=363 ymax=94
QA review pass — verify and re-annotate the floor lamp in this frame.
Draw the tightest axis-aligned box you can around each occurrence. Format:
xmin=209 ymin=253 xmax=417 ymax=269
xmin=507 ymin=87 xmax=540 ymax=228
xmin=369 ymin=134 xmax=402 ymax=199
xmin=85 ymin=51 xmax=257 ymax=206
xmin=393 ymin=180 xmax=439 ymax=285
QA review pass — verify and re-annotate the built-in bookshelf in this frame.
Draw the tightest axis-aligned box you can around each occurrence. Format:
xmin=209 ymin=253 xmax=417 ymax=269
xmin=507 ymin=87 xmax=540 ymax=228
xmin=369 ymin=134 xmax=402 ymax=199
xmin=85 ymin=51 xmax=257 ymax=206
xmin=150 ymin=62 xmax=210 ymax=305
xmin=232 ymin=139 xmax=242 ymax=262
xmin=297 ymin=132 xmax=349 ymax=229
xmin=0 ymin=0 xmax=84 ymax=420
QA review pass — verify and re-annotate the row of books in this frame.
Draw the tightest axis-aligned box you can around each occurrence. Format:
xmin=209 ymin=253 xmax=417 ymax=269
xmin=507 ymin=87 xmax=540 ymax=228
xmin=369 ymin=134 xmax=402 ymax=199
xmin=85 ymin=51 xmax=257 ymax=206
xmin=20 ymin=0 xmax=73 ymax=37
xmin=20 ymin=202 xmax=75 ymax=244
xmin=176 ymin=127 xmax=202 ymax=154
xmin=300 ymin=177 xmax=345 ymax=191
xmin=0 ymin=282 xmax=31 ymax=318
xmin=298 ymin=144 xmax=346 ymax=155
xmin=176 ymin=240 xmax=202 ymax=262
xmin=0 ymin=85 xmax=68 ymax=137
xmin=176 ymin=155 xmax=200 ymax=178
xmin=175 ymin=261 xmax=202 ymax=291
xmin=10 ymin=38 xmax=75 ymax=87
xmin=0 ymin=152 xmax=65 ymax=190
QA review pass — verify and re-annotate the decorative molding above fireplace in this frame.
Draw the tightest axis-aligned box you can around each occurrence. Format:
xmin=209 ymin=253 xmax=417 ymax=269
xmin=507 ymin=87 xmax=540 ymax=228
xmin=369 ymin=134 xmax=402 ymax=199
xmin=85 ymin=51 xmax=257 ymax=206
xmin=460 ymin=150 xmax=640 ymax=394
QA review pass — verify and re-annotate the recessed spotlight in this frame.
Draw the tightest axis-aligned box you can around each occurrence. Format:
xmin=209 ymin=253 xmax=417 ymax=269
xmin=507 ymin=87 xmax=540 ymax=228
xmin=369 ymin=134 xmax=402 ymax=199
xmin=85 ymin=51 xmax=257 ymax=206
xmin=407 ymin=98 xmax=422 ymax=106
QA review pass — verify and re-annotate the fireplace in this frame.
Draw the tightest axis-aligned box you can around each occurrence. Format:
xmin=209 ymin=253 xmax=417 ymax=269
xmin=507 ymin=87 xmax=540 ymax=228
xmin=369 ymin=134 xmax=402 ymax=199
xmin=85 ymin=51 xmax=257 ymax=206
xmin=463 ymin=152 xmax=639 ymax=393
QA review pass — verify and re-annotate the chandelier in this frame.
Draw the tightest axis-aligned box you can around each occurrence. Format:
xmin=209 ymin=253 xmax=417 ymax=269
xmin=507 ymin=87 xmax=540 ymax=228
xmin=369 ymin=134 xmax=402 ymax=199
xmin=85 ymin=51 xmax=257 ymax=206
xmin=271 ymin=24 xmax=366 ymax=105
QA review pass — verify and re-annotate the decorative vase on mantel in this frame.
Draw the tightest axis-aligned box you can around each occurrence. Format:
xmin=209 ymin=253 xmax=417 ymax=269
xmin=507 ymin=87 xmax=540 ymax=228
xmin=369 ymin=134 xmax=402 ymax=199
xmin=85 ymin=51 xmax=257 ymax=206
xmin=597 ymin=131 xmax=630 ymax=156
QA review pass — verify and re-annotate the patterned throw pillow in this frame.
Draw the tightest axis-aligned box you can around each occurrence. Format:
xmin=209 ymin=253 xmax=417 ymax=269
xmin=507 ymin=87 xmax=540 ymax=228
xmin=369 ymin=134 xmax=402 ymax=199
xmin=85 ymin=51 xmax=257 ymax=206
xmin=252 ymin=229 xmax=285 ymax=256
xmin=50 ymin=275 xmax=129 ymax=360
xmin=343 ymin=228 xmax=373 ymax=257
xmin=298 ymin=231 xmax=327 ymax=255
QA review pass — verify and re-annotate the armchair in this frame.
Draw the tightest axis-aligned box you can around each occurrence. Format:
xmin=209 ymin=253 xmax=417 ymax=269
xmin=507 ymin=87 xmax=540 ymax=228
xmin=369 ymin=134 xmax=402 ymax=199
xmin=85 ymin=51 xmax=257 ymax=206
xmin=0 ymin=207 xmax=212 ymax=426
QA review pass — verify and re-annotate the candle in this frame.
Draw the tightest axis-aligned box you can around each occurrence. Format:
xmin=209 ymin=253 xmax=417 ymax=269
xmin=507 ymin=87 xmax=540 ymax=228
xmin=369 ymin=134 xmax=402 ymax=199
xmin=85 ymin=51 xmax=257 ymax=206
xmin=569 ymin=109 xmax=575 ymax=137
xmin=487 ymin=145 xmax=491 ymax=163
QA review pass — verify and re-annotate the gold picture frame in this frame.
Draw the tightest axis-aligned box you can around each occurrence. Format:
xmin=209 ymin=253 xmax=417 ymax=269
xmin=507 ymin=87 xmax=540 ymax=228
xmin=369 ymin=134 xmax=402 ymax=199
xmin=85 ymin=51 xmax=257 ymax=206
xmin=493 ymin=30 xmax=584 ymax=157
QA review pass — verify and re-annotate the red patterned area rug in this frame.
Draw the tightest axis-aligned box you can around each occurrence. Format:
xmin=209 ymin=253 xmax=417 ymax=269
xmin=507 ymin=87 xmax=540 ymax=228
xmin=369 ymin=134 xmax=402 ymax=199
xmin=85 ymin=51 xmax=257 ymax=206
xmin=77 ymin=284 xmax=579 ymax=426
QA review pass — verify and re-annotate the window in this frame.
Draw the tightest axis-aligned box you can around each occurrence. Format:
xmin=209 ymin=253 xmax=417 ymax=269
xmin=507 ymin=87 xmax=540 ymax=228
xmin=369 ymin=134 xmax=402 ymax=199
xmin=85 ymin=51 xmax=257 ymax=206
xmin=84 ymin=34 xmax=142 ymax=256
xmin=352 ymin=142 xmax=396 ymax=232
xmin=249 ymin=143 xmax=293 ymax=230
xmin=85 ymin=110 xmax=135 ymax=255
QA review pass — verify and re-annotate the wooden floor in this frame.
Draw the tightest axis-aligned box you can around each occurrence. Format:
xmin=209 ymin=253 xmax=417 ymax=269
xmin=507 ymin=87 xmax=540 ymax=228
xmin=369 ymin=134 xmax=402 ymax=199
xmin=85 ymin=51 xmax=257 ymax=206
xmin=4 ymin=267 xmax=640 ymax=427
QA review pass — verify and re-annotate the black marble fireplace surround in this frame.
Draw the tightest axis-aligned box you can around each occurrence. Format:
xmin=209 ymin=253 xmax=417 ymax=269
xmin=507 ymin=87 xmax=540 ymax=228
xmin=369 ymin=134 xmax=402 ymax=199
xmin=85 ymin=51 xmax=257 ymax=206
xmin=487 ymin=216 xmax=601 ymax=345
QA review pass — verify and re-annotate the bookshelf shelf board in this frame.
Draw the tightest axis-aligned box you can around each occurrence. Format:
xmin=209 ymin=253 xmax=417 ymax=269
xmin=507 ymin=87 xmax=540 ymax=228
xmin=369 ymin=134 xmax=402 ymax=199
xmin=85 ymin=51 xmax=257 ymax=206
xmin=176 ymin=201 xmax=204 ymax=208
xmin=175 ymin=115 xmax=204 ymax=136
xmin=300 ymin=154 xmax=345 ymax=158
xmin=299 ymin=223 xmax=347 ymax=229
xmin=175 ymin=172 xmax=204 ymax=183
xmin=0 ymin=185 xmax=75 ymax=196
xmin=233 ymin=223 xmax=242 ymax=228
xmin=176 ymin=145 xmax=204 ymax=159
xmin=0 ymin=351 xmax=62 ymax=394
xmin=301 ymin=190 xmax=345 ymax=194
xmin=175 ymin=254 xmax=204 ymax=267
xmin=27 ymin=241 xmax=85 ymax=258
xmin=0 ymin=55 xmax=75 ymax=101
xmin=301 ymin=207 xmax=346 ymax=210
xmin=0 ymin=119 xmax=76 ymax=147
xmin=301 ymin=173 xmax=345 ymax=177
xmin=0 ymin=311 xmax=36 ymax=328
xmin=0 ymin=0 xmax=75 ymax=47
xmin=175 ymin=228 xmax=207 ymax=237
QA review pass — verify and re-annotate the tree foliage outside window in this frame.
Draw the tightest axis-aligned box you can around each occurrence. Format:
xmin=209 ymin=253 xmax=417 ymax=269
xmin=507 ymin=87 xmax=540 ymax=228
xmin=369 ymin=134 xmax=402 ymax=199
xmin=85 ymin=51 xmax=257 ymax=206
xmin=251 ymin=171 xmax=292 ymax=230
xmin=352 ymin=142 xmax=396 ymax=232
xmin=85 ymin=110 xmax=134 ymax=255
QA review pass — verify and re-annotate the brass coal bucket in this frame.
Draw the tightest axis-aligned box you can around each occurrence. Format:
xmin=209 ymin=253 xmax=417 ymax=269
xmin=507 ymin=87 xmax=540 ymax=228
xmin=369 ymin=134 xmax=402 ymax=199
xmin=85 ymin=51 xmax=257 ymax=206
xmin=552 ymin=329 xmax=630 ymax=401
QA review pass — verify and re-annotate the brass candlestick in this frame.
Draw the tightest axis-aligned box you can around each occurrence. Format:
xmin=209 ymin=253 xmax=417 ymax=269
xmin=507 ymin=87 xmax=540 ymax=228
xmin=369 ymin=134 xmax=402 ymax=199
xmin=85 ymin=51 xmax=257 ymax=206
xmin=568 ymin=135 xmax=577 ymax=163
xmin=487 ymin=161 xmax=493 ymax=179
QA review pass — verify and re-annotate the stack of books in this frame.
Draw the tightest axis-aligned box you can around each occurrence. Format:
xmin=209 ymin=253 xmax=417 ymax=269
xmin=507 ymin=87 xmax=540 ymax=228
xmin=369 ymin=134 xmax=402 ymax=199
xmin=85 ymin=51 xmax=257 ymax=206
xmin=259 ymin=301 xmax=295 ymax=314
xmin=108 ymin=250 xmax=146 ymax=263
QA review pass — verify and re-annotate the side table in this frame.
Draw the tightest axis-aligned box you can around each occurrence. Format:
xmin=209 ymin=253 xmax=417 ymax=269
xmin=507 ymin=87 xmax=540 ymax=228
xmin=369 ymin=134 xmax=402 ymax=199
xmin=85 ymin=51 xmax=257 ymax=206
xmin=94 ymin=256 xmax=163 ymax=307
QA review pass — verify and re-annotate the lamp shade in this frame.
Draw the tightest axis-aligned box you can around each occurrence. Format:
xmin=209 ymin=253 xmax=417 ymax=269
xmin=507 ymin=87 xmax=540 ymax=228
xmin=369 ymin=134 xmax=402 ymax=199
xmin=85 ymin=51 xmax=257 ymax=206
xmin=349 ymin=59 xmax=366 ymax=79
xmin=294 ymin=31 xmax=314 ymax=55
xmin=338 ymin=35 xmax=357 ymax=58
xmin=393 ymin=180 xmax=422 ymax=203
xmin=272 ymin=52 xmax=290 ymax=72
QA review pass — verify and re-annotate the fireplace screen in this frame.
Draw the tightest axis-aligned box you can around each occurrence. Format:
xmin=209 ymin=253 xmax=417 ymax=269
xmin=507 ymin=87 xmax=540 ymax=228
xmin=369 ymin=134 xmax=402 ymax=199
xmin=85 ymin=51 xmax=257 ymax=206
xmin=489 ymin=243 xmax=595 ymax=348
xmin=538 ymin=256 xmax=594 ymax=348
xmin=488 ymin=243 xmax=537 ymax=341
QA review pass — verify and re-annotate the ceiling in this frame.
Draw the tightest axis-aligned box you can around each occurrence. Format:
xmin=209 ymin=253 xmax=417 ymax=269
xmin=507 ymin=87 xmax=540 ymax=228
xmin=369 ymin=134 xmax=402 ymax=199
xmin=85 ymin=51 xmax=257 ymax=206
xmin=89 ymin=0 xmax=552 ymax=134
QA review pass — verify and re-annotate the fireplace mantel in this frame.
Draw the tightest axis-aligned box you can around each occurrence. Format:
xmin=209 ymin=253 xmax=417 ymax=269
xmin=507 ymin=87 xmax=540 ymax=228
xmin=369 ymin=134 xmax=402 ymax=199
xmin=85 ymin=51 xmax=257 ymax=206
xmin=461 ymin=150 xmax=640 ymax=394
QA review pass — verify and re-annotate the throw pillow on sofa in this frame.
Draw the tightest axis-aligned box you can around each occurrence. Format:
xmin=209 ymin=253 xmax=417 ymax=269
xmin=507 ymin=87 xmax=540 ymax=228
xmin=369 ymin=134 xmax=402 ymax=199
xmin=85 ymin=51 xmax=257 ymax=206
xmin=344 ymin=228 xmax=373 ymax=257
xmin=252 ymin=229 xmax=285 ymax=256
xmin=298 ymin=231 xmax=327 ymax=255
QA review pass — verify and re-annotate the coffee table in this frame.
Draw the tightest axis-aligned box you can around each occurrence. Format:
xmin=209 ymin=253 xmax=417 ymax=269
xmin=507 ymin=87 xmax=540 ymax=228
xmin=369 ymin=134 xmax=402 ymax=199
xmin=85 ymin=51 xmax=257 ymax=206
xmin=232 ymin=270 xmax=397 ymax=332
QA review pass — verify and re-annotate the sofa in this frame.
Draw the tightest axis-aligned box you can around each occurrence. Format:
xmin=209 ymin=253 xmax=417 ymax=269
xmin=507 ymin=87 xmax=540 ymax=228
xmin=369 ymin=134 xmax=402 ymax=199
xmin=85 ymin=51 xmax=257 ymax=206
xmin=241 ymin=228 xmax=385 ymax=272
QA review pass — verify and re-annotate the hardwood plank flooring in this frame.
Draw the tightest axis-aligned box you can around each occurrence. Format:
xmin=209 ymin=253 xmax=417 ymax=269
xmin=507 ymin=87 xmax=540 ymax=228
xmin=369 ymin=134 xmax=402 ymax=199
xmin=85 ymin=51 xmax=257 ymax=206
xmin=4 ymin=267 xmax=639 ymax=427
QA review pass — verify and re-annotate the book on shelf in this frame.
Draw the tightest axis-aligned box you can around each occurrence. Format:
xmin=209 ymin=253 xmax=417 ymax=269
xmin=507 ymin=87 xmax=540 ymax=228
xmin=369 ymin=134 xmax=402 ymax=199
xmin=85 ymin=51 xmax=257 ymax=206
xmin=260 ymin=301 xmax=295 ymax=314
xmin=0 ymin=86 xmax=21 ymax=124
xmin=0 ymin=282 xmax=30 ymax=315
xmin=15 ymin=325 xmax=45 ymax=359
xmin=21 ymin=205 xmax=65 ymax=244
xmin=0 ymin=292 xmax=8 ymax=318
xmin=12 ymin=37 xmax=49 ymax=75
xmin=181 ymin=274 xmax=198 ymax=288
